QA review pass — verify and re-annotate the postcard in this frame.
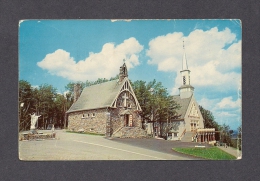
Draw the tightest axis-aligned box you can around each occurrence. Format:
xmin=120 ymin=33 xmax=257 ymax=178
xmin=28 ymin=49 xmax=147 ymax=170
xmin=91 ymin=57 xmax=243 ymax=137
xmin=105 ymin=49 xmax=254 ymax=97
xmin=19 ymin=19 xmax=241 ymax=160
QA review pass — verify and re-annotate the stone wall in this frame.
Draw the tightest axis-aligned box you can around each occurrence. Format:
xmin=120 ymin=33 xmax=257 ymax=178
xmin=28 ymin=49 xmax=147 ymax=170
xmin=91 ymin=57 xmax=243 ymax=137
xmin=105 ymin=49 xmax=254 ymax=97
xmin=67 ymin=91 xmax=143 ymax=137
xmin=112 ymin=91 xmax=142 ymax=128
xmin=68 ymin=108 xmax=107 ymax=134
xmin=112 ymin=127 xmax=148 ymax=138
xmin=110 ymin=108 xmax=124 ymax=135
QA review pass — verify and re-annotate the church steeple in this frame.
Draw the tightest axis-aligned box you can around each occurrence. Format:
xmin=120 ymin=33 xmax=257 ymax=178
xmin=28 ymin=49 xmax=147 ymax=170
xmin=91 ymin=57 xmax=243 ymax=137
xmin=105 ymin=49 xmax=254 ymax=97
xmin=119 ymin=59 xmax=128 ymax=82
xmin=179 ymin=39 xmax=194 ymax=99
xmin=182 ymin=39 xmax=188 ymax=70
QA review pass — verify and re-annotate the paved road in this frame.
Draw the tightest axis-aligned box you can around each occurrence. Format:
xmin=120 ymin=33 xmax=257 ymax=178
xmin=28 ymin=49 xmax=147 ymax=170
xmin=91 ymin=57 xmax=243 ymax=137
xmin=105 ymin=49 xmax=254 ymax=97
xmin=217 ymin=146 xmax=242 ymax=159
xmin=19 ymin=130 xmax=205 ymax=160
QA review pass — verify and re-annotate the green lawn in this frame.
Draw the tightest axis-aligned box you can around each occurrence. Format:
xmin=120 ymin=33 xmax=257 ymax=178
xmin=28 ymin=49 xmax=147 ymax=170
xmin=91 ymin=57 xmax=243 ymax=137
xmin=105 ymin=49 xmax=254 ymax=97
xmin=173 ymin=147 xmax=237 ymax=160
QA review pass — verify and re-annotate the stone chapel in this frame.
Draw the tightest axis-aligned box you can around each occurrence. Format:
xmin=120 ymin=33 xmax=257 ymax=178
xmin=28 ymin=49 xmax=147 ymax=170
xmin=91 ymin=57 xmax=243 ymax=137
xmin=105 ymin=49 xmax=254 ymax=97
xmin=66 ymin=62 xmax=147 ymax=138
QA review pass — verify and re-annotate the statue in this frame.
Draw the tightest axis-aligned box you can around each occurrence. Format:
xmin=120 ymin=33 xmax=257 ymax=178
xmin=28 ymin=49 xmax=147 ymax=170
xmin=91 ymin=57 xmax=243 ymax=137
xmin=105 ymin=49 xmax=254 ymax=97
xmin=51 ymin=124 xmax=55 ymax=133
xmin=30 ymin=113 xmax=41 ymax=130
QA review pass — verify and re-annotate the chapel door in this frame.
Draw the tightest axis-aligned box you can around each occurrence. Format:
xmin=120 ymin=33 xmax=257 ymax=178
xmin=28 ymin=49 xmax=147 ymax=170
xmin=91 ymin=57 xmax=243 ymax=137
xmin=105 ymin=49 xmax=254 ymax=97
xmin=125 ymin=114 xmax=133 ymax=127
xmin=125 ymin=115 xmax=129 ymax=126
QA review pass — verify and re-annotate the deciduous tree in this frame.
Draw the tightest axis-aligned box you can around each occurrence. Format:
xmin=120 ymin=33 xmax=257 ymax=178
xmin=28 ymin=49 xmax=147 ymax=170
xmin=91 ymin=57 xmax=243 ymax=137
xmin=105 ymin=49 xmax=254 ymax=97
xmin=131 ymin=79 xmax=180 ymax=137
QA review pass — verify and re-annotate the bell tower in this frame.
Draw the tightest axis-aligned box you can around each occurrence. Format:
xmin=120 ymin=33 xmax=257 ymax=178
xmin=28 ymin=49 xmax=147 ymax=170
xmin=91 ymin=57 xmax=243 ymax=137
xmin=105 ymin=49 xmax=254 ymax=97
xmin=179 ymin=40 xmax=194 ymax=99
xmin=119 ymin=59 xmax=128 ymax=82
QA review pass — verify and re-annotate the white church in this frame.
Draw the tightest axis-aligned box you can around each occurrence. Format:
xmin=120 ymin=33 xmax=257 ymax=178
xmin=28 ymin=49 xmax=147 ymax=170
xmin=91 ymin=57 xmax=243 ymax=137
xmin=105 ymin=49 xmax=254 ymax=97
xmin=152 ymin=41 xmax=216 ymax=143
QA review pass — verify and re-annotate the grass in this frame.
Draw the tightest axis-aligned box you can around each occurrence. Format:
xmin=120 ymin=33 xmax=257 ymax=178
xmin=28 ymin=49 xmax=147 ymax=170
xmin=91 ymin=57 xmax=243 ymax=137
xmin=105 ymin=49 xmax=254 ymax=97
xmin=66 ymin=130 xmax=105 ymax=136
xmin=173 ymin=147 xmax=237 ymax=160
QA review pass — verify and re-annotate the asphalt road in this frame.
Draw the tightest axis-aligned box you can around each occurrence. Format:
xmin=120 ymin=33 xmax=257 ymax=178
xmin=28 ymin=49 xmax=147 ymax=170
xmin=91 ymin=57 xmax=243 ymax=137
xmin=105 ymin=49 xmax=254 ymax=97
xmin=19 ymin=130 xmax=206 ymax=160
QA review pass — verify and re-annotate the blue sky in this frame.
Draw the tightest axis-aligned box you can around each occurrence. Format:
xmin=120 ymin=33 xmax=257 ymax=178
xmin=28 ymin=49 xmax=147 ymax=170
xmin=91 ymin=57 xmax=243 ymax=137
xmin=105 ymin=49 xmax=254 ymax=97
xmin=19 ymin=19 xmax=241 ymax=129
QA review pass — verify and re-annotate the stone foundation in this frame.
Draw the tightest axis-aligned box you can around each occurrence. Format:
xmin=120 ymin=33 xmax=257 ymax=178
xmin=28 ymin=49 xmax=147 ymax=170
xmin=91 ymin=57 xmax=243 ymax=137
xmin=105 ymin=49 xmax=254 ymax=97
xmin=19 ymin=132 xmax=56 ymax=141
xmin=112 ymin=127 xmax=148 ymax=138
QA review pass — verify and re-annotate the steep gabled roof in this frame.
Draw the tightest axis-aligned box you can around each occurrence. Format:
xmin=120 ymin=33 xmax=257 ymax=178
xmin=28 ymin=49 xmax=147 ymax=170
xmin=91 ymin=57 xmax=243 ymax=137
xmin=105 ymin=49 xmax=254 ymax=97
xmin=67 ymin=79 xmax=122 ymax=113
xmin=173 ymin=95 xmax=192 ymax=120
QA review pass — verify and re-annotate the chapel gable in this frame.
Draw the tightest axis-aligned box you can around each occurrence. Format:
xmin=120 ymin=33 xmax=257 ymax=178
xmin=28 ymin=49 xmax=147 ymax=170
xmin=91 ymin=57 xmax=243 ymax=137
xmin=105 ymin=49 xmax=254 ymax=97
xmin=188 ymin=102 xmax=200 ymax=119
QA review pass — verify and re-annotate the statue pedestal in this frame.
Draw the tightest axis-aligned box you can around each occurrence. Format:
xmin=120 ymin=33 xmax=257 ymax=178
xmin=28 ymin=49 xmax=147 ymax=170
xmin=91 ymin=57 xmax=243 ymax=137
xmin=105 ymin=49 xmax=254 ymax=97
xmin=30 ymin=129 xmax=37 ymax=134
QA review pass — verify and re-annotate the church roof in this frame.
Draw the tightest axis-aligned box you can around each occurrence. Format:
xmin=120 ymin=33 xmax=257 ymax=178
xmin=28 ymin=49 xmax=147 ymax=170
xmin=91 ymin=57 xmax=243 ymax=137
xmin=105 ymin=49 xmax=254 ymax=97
xmin=67 ymin=79 xmax=122 ymax=113
xmin=173 ymin=95 xmax=192 ymax=120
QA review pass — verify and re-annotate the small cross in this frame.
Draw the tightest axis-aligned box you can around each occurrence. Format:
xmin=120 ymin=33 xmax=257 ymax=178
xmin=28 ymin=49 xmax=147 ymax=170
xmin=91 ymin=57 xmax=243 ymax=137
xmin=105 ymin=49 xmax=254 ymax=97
xmin=122 ymin=93 xmax=128 ymax=107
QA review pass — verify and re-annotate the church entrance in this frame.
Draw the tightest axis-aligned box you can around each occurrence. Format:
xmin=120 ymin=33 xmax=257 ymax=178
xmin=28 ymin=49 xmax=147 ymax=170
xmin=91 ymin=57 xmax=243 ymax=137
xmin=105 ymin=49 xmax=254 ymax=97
xmin=190 ymin=120 xmax=198 ymax=132
xmin=125 ymin=114 xmax=133 ymax=127
xmin=190 ymin=123 xmax=196 ymax=131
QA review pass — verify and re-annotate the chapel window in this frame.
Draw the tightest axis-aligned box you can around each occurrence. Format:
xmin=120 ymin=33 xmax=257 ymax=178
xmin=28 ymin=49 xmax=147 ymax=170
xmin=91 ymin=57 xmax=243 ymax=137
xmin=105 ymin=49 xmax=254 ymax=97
xmin=183 ymin=76 xmax=186 ymax=85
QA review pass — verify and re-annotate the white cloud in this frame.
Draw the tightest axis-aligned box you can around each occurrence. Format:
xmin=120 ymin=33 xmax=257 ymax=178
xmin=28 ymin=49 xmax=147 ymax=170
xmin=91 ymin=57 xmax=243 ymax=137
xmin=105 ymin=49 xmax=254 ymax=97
xmin=217 ymin=110 xmax=241 ymax=129
xmin=218 ymin=111 xmax=238 ymax=117
xmin=173 ymin=61 xmax=241 ymax=91
xmin=217 ymin=96 xmax=241 ymax=109
xmin=197 ymin=96 xmax=241 ymax=129
xmin=147 ymin=27 xmax=241 ymax=93
xmin=197 ymin=97 xmax=219 ymax=111
xmin=37 ymin=37 xmax=143 ymax=81
xmin=31 ymin=85 xmax=39 ymax=89
xmin=147 ymin=32 xmax=183 ymax=71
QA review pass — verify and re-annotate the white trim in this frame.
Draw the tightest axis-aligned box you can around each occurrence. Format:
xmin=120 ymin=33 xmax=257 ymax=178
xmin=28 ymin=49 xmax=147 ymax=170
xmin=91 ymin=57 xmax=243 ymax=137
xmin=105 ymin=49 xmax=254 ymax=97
xmin=110 ymin=78 xmax=142 ymax=111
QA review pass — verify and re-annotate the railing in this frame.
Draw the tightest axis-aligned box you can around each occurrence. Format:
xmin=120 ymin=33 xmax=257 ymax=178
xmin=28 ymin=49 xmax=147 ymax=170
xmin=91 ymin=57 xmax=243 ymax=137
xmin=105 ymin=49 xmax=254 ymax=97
xmin=112 ymin=126 xmax=124 ymax=136
xmin=180 ymin=128 xmax=186 ymax=138
xmin=197 ymin=128 xmax=215 ymax=132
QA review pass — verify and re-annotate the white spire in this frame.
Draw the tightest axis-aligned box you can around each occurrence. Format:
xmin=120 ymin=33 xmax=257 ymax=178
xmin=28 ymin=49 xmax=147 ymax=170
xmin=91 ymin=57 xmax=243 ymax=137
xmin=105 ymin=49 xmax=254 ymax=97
xmin=182 ymin=39 xmax=188 ymax=70
xmin=179 ymin=38 xmax=194 ymax=99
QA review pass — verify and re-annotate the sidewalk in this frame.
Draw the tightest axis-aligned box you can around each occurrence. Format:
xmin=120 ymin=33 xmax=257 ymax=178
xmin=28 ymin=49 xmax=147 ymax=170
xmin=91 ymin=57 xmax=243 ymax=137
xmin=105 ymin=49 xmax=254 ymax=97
xmin=217 ymin=146 xmax=242 ymax=159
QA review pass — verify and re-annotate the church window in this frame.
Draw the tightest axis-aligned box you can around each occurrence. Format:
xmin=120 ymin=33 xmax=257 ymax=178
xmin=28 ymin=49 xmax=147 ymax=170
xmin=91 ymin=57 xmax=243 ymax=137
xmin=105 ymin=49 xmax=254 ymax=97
xmin=183 ymin=76 xmax=186 ymax=85
xmin=189 ymin=103 xmax=199 ymax=118
xmin=128 ymin=103 xmax=131 ymax=108
xmin=92 ymin=113 xmax=95 ymax=117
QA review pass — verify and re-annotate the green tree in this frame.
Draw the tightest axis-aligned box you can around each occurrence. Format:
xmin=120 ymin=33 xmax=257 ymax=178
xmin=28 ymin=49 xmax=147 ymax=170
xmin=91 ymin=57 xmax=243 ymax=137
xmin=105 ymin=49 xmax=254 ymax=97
xmin=199 ymin=105 xmax=221 ymax=140
xmin=19 ymin=80 xmax=34 ymax=131
xmin=131 ymin=79 xmax=180 ymax=137
xmin=237 ymin=125 xmax=242 ymax=150
xmin=54 ymin=94 xmax=68 ymax=128
xmin=219 ymin=123 xmax=233 ymax=147
xmin=32 ymin=84 xmax=57 ymax=129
